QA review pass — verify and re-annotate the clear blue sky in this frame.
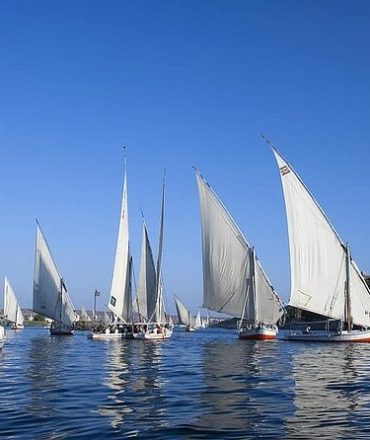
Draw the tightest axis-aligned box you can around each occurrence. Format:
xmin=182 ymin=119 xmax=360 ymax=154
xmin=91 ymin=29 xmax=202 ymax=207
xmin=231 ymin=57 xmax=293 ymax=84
xmin=1 ymin=0 xmax=370 ymax=315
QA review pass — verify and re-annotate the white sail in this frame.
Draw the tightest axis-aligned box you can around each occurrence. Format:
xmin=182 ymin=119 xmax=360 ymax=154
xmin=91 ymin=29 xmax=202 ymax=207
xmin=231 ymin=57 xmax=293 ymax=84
xmin=33 ymin=223 xmax=76 ymax=327
xmin=4 ymin=277 xmax=24 ymax=327
xmin=194 ymin=311 xmax=202 ymax=328
xmin=174 ymin=295 xmax=192 ymax=326
xmin=195 ymin=170 xmax=283 ymax=324
xmin=104 ymin=311 xmax=112 ymax=324
xmin=273 ymin=148 xmax=370 ymax=327
xmin=154 ymin=175 xmax=167 ymax=324
xmin=136 ymin=222 xmax=157 ymax=321
xmin=108 ymin=168 xmax=133 ymax=323
xmin=81 ymin=306 xmax=91 ymax=321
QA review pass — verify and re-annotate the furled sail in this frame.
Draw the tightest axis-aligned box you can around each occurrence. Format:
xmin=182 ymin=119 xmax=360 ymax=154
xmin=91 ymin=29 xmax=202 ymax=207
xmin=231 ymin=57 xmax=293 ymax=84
xmin=4 ymin=277 xmax=24 ymax=327
xmin=195 ymin=170 xmax=283 ymax=324
xmin=273 ymin=148 xmax=370 ymax=327
xmin=108 ymin=167 xmax=133 ymax=323
xmin=136 ymin=222 xmax=157 ymax=321
xmin=33 ymin=223 xmax=76 ymax=327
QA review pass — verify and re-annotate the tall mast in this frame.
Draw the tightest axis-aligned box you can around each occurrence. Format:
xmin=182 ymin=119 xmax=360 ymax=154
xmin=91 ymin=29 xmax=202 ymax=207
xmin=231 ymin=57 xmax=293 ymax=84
xmin=155 ymin=172 xmax=166 ymax=320
xmin=238 ymin=247 xmax=256 ymax=329
xmin=345 ymin=243 xmax=352 ymax=331
xmin=156 ymin=171 xmax=166 ymax=286
xmin=251 ymin=247 xmax=258 ymax=324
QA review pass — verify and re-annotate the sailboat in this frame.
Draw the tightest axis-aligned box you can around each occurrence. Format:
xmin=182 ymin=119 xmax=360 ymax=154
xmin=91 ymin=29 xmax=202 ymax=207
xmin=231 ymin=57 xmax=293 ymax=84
xmin=133 ymin=176 xmax=173 ymax=340
xmin=33 ymin=222 xmax=77 ymax=335
xmin=3 ymin=277 xmax=24 ymax=329
xmin=80 ymin=306 xmax=91 ymax=322
xmin=195 ymin=169 xmax=285 ymax=340
xmin=194 ymin=311 xmax=203 ymax=329
xmin=271 ymin=142 xmax=370 ymax=342
xmin=174 ymin=294 xmax=197 ymax=331
xmin=89 ymin=159 xmax=133 ymax=340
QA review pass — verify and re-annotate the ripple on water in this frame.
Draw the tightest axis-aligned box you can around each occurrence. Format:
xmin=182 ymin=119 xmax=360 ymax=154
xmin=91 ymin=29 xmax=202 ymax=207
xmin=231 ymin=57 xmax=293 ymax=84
xmin=2 ymin=328 xmax=370 ymax=438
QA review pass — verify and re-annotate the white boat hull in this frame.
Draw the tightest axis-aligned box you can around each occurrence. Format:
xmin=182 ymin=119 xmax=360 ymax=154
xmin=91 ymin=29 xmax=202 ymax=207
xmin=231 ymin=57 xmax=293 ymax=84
xmin=239 ymin=326 xmax=278 ymax=340
xmin=281 ymin=329 xmax=370 ymax=343
xmin=133 ymin=328 xmax=173 ymax=340
xmin=88 ymin=331 xmax=133 ymax=340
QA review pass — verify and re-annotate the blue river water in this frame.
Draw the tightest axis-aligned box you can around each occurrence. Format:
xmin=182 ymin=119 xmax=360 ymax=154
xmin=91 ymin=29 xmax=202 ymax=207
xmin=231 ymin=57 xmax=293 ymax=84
xmin=1 ymin=326 xmax=370 ymax=439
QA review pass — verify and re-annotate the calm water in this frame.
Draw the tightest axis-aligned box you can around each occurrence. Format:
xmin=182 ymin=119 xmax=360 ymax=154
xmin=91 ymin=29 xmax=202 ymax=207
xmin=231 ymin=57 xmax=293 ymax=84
xmin=1 ymin=327 xmax=370 ymax=439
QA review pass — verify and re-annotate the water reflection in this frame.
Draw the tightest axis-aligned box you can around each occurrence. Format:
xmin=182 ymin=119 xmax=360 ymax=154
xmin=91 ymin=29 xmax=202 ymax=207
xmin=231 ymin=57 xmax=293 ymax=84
xmin=26 ymin=334 xmax=73 ymax=418
xmin=98 ymin=339 xmax=168 ymax=434
xmin=191 ymin=338 xmax=293 ymax=439
xmin=285 ymin=344 xmax=370 ymax=439
xmin=98 ymin=340 xmax=133 ymax=429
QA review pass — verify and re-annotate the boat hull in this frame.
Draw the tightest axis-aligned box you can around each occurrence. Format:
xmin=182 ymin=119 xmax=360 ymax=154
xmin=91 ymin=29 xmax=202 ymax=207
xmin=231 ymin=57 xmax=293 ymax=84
xmin=133 ymin=330 xmax=173 ymax=340
xmin=12 ymin=324 xmax=24 ymax=330
xmin=239 ymin=327 xmax=277 ymax=340
xmin=88 ymin=332 xmax=133 ymax=340
xmin=281 ymin=329 xmax=370 ymax=343
xmin=50 ymin=328 xmax=74 ymax=336
xmin=49 ymin=323 xmax=74 ymax=336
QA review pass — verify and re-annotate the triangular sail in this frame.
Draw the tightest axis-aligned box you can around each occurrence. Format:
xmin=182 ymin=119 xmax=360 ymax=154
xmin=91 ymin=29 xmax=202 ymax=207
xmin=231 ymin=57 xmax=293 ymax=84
xmin=33 ymin=223 xmax=76 ymax=327
xmin=81 ymin=306 xmax=91 ymax=321
xmin=194 ymin=311 xmax=202 ymax=328
xmin=154 ymin=174 xmax=167 ymax=324
xmin=273 ymin=148 xmax=370 ymax=327
xmin=108 ymin=166 xmax=132 ymax=323
xmin=136 ymin=222 xmax=157 ymax=321
xmin=195 ymin=170 xmax=283 ymax=324
xmin=174 ymin=295 xmax=192 ymax=326
xmin=4 ymin=277 xmax=24 ymax=327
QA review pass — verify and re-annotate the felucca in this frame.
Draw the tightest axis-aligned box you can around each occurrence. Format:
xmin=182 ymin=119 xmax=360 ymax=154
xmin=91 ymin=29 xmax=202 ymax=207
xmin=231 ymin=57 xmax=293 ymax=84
xmin=3 ymin=277 xmax=24 ymax=329
xmin=195 ymin=169 xmax=285 ymax=339
xmin=89 ymin=159 xmax=133 ymax=340
xmin=33 ymin=222 xmax=77 ymax=335
xmin=133 ymin=176 xmax=173 ymax=340
xmin=174 ymin=294 xmax=197 ymax=331
xmin=271 ymin=141 xmax=370 ymax=342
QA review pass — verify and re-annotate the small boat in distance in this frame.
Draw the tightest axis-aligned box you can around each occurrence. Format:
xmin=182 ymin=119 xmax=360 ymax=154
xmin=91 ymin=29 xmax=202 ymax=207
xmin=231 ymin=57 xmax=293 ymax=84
xmin=133 ymin=175 xmax=173 ymax=340
xmin=80 ymin=306 xmax=92 ymax=322
xmin=3 ymin=277 xmax=24 ymax=330
xmin=271 ymin=140 xmax=370 ymax=342
xmin=174 ymin=294 xmax=197 ymax=332
xmin=89 ymin=158 xmax=133 ymax=340
xmin=195 ymin=168 xmax=285 ymax=340
xmin=33 ymin=221 xmax=77 ymax=335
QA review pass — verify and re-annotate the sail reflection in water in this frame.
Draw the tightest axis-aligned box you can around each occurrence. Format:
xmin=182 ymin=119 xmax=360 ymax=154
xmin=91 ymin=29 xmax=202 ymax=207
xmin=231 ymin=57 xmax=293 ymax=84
xmin=3 ymin=329 xmax=370 ymax=438
xmin=186 ymin=337 xmax=294 ymax=438
xmin=98 ymin=339 xmax=172 ymax=434
xmin=285 ymin=343 xmax=370 ymax=439
xmin=98 ymin=341 xmax=134 ymax=428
